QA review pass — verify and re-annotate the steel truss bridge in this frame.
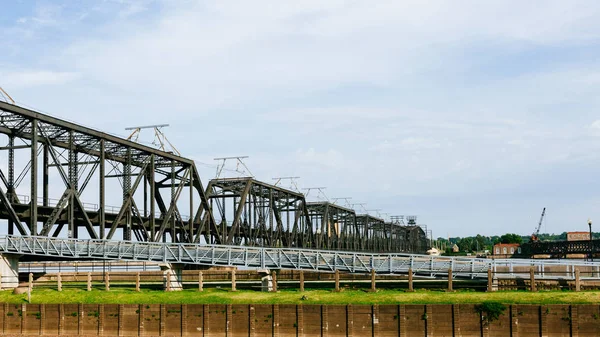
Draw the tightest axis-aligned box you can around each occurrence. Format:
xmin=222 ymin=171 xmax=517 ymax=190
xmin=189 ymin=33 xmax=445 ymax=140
xmin=524 ymin=239 xmax=600 ymax=257
xmin=0 ymin=101 xmax=217 ymax=244
xmin=1 ymin=235 xmax=599 ymax=280
xmin=206 ymin=178 xmax=428 ymax=253
xmin=0 ymin=101 xmax=427 ymax=253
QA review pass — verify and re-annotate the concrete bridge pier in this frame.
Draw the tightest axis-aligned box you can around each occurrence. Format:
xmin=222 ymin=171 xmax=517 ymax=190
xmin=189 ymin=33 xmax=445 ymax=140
xmin=160 ymin=263 xmax=183 ymax=291
xmin=0 ymin=254 xmax=20 ymax=289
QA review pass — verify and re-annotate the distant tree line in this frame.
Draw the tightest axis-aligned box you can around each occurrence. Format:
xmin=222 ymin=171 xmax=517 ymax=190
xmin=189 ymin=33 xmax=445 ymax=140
xmin=434 ymin=232 xmax=600 ymax=256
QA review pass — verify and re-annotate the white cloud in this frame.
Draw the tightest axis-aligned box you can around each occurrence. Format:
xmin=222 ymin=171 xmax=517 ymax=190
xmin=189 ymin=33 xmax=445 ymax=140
xmin=590 ymin=120 xmax=600 ymax=130
xmin=54 ymin=1 xmax=600 ymax=113
xmin=5 ymin=1 xmax=600 ymax=235
xmin=294 ymin=148 xmax=345 ymax=169
xmin=2 ymin=70 xmax=80 ymax=89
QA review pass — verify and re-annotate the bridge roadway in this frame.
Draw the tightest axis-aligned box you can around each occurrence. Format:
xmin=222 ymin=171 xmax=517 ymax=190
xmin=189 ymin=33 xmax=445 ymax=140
xmin=2 ymin=235 xmax=600 ymax=280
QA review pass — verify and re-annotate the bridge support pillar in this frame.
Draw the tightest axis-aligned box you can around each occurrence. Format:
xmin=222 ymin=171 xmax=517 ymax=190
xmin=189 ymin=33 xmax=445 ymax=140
xmin=160 ymin=263 xmax=183 ymax=291
xmin=0 ymin=254 xmax=20 ymax=289
xmin=258 ymin=269 xmax=273 ymax=292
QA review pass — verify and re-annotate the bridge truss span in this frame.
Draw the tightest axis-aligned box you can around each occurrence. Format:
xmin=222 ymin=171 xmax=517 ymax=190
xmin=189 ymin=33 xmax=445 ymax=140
xmin=0 ymin=101 xmax=218 ymax=243
xmin=0 ymin=102 xmax=432 ymax=253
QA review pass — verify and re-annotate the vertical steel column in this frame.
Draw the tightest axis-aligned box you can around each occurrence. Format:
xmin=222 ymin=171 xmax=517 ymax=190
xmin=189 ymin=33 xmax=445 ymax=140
xmin=248 ymin=192 xmax=253 ymax=246
xmin=286 ymin=197 xmax=290 ymax=235
xmin=68 ymin=131 xmax=76 ymax=238
xmin=7 ymin=136 xmax=14 ymax=235
xmin=269 ymin=189 xmax=273 ymax=247
xmin=324 ymin=205 xmax=329 ymax=249
xmin=30 ymin=119 xmax=38 ymax=235
xmin=149 ymin=155 xmax=155 ymax=241
xmin=189 ymin=166 xmax=194 ymax=242
xmin=99 ymin=140 xmax=105 ymax=239
xmin=123 ymin=148 xmax=132 ymax=241
xmin=170 ymin=160 xmax=175 ymax=242
xmin=221 ymin=184 xmax=226 ymax=243
xmin=143 ymin=172 xmax=148 ymax=218
xmin=42 ymin=144 xmax=48 ymax=207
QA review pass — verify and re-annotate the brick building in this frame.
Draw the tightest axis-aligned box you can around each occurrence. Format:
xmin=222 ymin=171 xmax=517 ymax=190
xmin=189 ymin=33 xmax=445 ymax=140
xmin=567 ymin=231 xmax=590 ymax=241
xmin=493 ymin=243 xmax=521 ymax=258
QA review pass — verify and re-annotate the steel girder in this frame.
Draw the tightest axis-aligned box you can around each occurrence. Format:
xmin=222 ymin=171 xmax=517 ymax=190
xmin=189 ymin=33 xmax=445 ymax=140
xmin=0 ymin=102 xmax=217 ymax=243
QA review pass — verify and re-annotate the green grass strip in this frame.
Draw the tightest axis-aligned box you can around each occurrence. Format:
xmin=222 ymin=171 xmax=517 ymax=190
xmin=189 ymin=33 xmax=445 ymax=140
xmin=2 ymin=288 xmax=600 ymax=305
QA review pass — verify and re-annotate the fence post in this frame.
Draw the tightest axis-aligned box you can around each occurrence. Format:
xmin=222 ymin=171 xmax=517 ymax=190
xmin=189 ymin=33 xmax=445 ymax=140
xmin=135 ymin=272 xmax=140 ymax=292
xmin=28 ymin=273 xmax=32 ymax=302
xmin=447 ymin=268 xmax=453 ymax=292
xmin=487 ymin=268 xmax=493 ymax=292
xmin=166 ymin=270 xmax=172 ymax=292
xmin=231 ymin=270 xmax=236 ymax=292
xmin=271 ymin=271 xmax=277 ymax=292
xmin=198 ymin=272 xmax=203 ymax=292
xmin=530 ymin=267 xmax=536 ymax=292
xmin=57 ymin=273 xmax=62 ymax=292
xmin=299 ymin=270 xmax=304 ymax=292
xmin=87 ymin=272 xmax=91 ymax=292
xmin=335 ymin=269 xmax=340 ymax=292
xmin=105 ymin=272 xmax=110 ymax=291
xmin=370 ymin=269 xmax=376 ymax=292
xmin=575 ymin=268 xmax=581 ymax=292
xmin=408 ymin=268 xmax=414 ymax=292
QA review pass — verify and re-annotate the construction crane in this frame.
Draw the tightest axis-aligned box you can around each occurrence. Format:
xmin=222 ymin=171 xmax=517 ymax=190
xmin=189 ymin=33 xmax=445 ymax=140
xmin=531 ymin=207 xmax=546 ymax=242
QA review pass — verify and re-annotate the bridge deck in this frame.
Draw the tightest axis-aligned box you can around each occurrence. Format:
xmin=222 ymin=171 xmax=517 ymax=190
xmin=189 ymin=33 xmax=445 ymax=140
xmin=1 ymin=235 xmax=599 ymax=280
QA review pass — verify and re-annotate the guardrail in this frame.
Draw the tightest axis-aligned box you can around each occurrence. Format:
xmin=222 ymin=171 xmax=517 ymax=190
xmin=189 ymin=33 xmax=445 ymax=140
xmin=21 ymin=269 xmax=600 ymax=293
xmin=2 ymin=235 xmax=600 ymax=279
xmin=20 ymin=261 xmax=162 ymax=273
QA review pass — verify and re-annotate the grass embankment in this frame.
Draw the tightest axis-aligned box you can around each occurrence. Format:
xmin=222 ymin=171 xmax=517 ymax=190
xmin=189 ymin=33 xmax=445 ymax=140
xmin=1 ymin=288 xmax=600 ymax=305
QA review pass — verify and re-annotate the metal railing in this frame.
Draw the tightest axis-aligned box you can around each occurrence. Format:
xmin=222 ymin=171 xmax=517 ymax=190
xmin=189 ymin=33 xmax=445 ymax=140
xmin=2 ymin=235 xmax=600 ymax=279
xmin=20 ymin=261 xmax=161 ymax=273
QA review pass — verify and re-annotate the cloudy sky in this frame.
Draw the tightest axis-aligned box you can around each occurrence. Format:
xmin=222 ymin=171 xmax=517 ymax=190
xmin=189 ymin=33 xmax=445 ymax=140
xmin=2 ymin=0 xmax=600 ymax=237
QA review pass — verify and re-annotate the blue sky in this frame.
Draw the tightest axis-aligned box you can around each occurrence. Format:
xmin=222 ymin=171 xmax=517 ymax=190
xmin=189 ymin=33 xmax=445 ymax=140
xmin=3 ymin=0 xmax=600 ymax=237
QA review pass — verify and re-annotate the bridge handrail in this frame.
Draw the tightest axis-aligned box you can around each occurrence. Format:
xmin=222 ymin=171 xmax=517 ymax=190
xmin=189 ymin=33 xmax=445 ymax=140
xmin=1 ymin=235 xmax=600 ymax=279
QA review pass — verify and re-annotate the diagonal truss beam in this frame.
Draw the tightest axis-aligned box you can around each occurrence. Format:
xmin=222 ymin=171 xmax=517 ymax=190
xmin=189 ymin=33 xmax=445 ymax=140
xmin=0 ymin=185 xmax=27 ymax=235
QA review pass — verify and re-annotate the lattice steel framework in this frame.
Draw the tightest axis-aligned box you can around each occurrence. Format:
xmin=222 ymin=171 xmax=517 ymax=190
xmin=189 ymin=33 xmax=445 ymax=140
xmin=523 ymin=239 xmax=600 ymax=258
xmin=0 ymin=102 xmax=429 ymax=254
xmin=205 ymin=177 xmax=314 ymax=248
xmin=206 ymin=177 xmax=428 ymax=253
xmin=0 ymin=101 xmax=218 ymax=243
xmin=306 ymin=202 xmax=358 ymax=251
